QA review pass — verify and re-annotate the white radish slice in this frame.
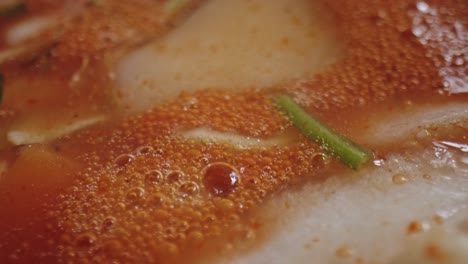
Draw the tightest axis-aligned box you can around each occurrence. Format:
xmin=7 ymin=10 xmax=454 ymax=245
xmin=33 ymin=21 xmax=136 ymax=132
xmin=0 ymin=1 xmax=84 ymax=65
xmin=223 ymin=145 xmax=468 ymax=264
xmin=6 ymin=15 xmax=57 ymax=45
xmin=179 ymin=127 xmax=296 ymax=150
xmin=7 ymin=115 xmax=107 ymax=145
xmin=115 ymin=0 xmax=341 ymax=112
xmin=363 ymin=103 xmax=468 ymax=145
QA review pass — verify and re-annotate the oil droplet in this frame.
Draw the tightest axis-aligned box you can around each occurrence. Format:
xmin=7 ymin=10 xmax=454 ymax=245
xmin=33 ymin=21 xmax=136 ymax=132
xmin=145 ymin=170 xmax=164 ymax=185
xmin=179 ymin=181 xmax=199 ymax=196
xmin=203 ymin=162 xmax=239 ymax=196
xmin=166 ymin=170 xmax=185 ymax=184
xmin=392 ymin=174 xmax=409 ymax=185
xmin=75 ymin=232 xmax=97 ymax=248
xmin=407 ymin=220 xmax=423 ymax=235
xmin=115 ymin=154 xmax=135 ymax=167
xmin=335 ymin=244 xmax=353 ymax=258
xmin=425 ymin=243 xmax=444 ymax=260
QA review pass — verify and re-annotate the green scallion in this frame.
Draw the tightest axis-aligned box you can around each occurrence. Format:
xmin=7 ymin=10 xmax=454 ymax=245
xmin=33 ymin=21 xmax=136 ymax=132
xmin=272 ymin=94 xmax=373 ymax=170
xmin=0 ymin=2 xmax=27 ymax=18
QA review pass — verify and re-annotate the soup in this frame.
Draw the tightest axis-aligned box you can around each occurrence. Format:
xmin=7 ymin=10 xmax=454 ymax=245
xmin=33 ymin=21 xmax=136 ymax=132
xmin=0 ymin=0 xmax=467 ymax=263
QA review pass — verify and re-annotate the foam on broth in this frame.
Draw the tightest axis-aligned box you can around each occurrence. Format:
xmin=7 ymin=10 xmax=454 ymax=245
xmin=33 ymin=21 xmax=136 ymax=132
xmin=0 ymin=0 xmax=467 ymax=263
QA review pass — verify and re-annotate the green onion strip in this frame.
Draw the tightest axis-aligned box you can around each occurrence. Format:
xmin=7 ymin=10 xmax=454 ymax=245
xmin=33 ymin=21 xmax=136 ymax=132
xmin=272 ymin=94 xmax=373 ymax=170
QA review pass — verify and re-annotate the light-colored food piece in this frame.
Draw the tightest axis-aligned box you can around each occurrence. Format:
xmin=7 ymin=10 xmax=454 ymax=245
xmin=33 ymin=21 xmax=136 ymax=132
xmin=8 ymin=115 xmax=107 ymax=145
xmin=225 ymin=144 xmax=468 ymax=264
xmin=362 ymin=103 xmax=468 ymax=145
xmin=392 ymin=225 xmax=468 ymax=264
xmin=180 ymin=127 xmax=295 ymax=150
xmin=6 ymin=15 xmax=57 ymax=45
xmin=116 ymin=0 xmax=340 ymax=111
xmin=0 ymin=1 xmax=84 ymax=65
xmin=0 ymin=44 xmax=35 ymax=64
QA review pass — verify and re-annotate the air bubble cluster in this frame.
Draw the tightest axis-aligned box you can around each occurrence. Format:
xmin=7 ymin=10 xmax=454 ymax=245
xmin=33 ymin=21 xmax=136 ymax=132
xmin=46 ymin=129 xmax=327 ymax=263
xmin=3 ymin=0 xmax=465 ymax=263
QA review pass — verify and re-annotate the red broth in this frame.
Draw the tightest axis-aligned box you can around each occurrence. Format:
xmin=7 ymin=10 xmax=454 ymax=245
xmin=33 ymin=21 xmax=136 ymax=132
xmin=0 ymin=0 xmax=467 ymax=263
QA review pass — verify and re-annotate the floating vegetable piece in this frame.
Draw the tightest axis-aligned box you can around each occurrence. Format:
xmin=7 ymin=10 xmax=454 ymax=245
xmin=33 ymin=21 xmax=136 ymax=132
xmin=7 ymin=115 xmax=107 ymax=145
xmin=272 ymin=94 xmax=373 ymax=170
xmin=180 ymin=127 xmax=295 ymax=150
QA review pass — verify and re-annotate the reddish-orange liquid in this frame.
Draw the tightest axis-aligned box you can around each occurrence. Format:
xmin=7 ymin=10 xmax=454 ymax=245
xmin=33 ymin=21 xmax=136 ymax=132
xmin=0 ymin=0 xmax=467 ymax=263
